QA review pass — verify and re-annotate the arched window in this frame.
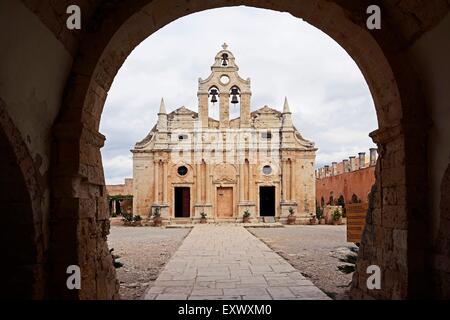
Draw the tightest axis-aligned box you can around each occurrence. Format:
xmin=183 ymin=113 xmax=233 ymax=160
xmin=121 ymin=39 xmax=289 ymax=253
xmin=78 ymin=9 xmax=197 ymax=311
xmin=337 ymin=195 xmax=345 ymax=207
xmin=329 ymin=196 xmax=334 ymax=206
xmin=351 ymin=194 xmax=359 ymax=203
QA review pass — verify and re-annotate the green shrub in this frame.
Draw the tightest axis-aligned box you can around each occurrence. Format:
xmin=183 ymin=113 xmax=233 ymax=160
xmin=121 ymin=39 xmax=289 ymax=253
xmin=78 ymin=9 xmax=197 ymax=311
xmin=153 ymin=207 xmax=161 ymax=218
xmin=332 ymin=209 xmax=342 ymax=221
xmin=316 ymin=207 xmax=323 ymax=220
xmin=122 ymin=212 xmax=134 ymax=222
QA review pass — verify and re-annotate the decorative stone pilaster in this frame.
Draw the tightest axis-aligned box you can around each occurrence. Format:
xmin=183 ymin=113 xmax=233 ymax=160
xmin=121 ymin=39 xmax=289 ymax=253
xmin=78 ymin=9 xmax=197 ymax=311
xmin=280 ymin=202 xmax=299 ymax=224
xmin=238 ymin=202 xmax=257 ymax=223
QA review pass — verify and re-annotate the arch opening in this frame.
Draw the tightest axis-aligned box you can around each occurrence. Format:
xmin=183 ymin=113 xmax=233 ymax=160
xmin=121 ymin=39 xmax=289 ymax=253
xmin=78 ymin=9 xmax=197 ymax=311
xmin=50 ymin=0 xmax=429 ymax=300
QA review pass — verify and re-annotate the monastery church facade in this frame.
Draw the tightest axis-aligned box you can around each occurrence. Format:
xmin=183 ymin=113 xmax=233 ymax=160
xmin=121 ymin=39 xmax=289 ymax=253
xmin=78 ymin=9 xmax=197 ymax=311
xmin=132 ymin=44 xmax=317 ymax=224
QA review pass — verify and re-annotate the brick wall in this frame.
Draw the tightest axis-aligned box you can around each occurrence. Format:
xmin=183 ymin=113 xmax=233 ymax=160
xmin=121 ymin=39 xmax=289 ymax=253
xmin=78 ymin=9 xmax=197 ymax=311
xmin=316 ymin=165 xmax=375 ymax=206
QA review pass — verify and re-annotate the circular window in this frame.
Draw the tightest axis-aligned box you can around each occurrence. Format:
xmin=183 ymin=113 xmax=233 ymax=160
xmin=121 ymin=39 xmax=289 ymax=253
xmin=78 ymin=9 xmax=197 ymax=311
xmin=177 ymin=166 xmax=188 ymax=176
xmin=262 ymin=165 xmax=272 ymax=175
xmin=220 ymin=75 xmax=230 ymax=85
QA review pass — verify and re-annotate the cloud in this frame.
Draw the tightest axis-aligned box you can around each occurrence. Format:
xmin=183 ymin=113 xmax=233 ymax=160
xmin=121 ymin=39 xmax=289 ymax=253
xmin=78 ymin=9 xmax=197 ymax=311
xmin=102 ymin=155 xmax=133 ymax=185
xmin=100 ymin=6 xmax=377 ymax=184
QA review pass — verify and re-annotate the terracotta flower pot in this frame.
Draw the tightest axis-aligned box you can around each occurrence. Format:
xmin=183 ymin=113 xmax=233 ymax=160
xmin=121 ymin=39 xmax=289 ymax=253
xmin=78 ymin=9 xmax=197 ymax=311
xmin=243 ymin=217 xmax=250 ymax=223
xmin=200 ymin=218 xmax=207 ymax=224
xmin=153 ymin=217 xmax=162 ymax=227
xmin=287 ymin=215 xmax=296 ymax=225
xmin=333 ymin=218 xmax=342 ymax=225
xmin=319 ymin=218 xmax=326 ymax=225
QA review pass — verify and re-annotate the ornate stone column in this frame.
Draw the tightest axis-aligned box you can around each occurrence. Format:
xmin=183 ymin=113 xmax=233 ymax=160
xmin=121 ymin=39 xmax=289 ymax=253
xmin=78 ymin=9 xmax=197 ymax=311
xmin=196 ymin=163 xmax=202 ymax=204
xmin=153 ymin=159 xmax=159 ymax=204
xmin=281 ymin=159 xmax=287 ymax=202
xmin=290 ymin=159 xmax=295 ymax=201
xmin=163 ymin=161 xmax=168 ymax=204
xmin=239 ymin=163 xmax=245 ymax=202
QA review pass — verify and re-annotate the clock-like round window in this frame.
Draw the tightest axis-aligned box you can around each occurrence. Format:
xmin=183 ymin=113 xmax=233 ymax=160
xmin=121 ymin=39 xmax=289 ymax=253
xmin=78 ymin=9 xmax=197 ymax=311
xmin=262 ymin=165 xmax=273 ymax=175
xmin=220 ymin=75 xmax=230 ymax=85
xmin=177 ymin=166 xmax=188 ymax=176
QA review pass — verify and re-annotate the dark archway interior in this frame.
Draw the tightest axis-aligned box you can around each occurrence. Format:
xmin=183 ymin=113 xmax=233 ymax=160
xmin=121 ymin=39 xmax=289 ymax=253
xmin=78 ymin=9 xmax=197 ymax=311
xmin=0 ymin=125 xmax=38 ymax=298
xmin=260 ymin=187 xmax=276 ymax=217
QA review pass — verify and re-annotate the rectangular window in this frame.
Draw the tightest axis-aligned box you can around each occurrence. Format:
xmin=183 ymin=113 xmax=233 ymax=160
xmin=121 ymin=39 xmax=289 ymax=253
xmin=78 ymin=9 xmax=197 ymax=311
xmin=261 ymin=131 xmax=272 ymax=139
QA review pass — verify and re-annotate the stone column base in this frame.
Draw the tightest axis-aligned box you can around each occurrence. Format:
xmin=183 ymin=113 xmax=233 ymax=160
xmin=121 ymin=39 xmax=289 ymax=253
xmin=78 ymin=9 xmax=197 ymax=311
xmin=193 ymin=203 xmax=213 ymax=223
xmin=151 ymin=204 xmax=170 ymax=224
xmin=279 ymin=202 xmax=298 ymax=224
xmin=238 ymin=202 xmax=257 ymax=223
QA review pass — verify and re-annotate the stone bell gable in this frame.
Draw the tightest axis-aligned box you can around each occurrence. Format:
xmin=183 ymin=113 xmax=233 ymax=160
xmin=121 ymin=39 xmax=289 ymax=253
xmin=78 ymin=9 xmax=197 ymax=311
xmin=131 ymin=44 xmax=317 ymax=224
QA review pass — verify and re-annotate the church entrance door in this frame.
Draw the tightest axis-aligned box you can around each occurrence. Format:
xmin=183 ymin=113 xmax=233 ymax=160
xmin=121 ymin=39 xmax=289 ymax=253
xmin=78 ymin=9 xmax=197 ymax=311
xmin=260 ymin=186 xmax=275 ymax=217
xmin=217 ymin=187 xmax=233 ymax=218
xmin=175 ymin=187 xmax=190 ymax=218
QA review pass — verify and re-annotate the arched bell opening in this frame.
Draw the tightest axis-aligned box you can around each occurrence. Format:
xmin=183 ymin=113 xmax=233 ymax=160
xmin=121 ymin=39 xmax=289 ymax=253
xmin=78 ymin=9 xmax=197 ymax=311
xmin=208 ymin=86 xmax=220 ymax=121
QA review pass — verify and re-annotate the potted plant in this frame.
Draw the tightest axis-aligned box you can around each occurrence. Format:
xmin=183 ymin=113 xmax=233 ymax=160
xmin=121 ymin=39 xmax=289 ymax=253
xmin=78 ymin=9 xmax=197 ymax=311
xmin=309 ymin=213 xmax=318 ymax=225
xmin=200 ymin=212 xmax=207 ymax=224
xmin=122 ymin=213 xmax=142 ymax=226
xmin=287 ymin=207 xmax=296 ymax=225
xmin=332 ymin=208 xmax=342 ymax=225
xmin=243 ymin=210 xmax=251 ymax=223
xmin=152 ymin=207 xmax=162 ymax=227
xmin=122 ymin=212 xmax=134 ymax=226
xmin=134 ymin=215 xmax=142 ymax=225
xmin=316 ymin=207 xmax=325 ymax=225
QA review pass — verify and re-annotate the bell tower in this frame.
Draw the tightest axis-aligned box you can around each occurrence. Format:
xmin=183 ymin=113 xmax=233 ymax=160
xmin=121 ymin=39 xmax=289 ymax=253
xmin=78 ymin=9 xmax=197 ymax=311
xmin=198 ymin=44 xmax=252 ymax=128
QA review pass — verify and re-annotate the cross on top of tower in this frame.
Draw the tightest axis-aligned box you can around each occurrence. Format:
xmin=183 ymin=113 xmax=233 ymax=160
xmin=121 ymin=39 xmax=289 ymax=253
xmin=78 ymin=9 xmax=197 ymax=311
xmin=222 ymin=43 xmax=228 ymax=50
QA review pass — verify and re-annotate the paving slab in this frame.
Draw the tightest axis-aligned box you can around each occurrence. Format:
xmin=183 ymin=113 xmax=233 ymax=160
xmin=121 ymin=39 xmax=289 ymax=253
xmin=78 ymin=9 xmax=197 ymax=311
xmin=144 ymin=225 xmax=330 ymax=300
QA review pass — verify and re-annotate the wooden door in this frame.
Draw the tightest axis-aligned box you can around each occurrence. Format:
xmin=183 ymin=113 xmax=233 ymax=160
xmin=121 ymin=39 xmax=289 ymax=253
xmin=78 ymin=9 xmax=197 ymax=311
xmin=217 ymin=187 xmax=233 ymax=218
xmin=182 ymin=188 xmax=190 ymax=217
xmin=346 ymin=203 xmax=368 ymax=244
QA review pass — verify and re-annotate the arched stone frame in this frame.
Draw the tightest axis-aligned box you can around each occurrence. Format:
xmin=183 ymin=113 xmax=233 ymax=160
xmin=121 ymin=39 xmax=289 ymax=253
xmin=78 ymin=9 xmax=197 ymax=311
xmin=50 ymin=0 xmax=429 ymax=299
xmin=0 ymin=98 xmax=45 ymax=298
xmin=432 ymin=163 xmax=450 ymax=298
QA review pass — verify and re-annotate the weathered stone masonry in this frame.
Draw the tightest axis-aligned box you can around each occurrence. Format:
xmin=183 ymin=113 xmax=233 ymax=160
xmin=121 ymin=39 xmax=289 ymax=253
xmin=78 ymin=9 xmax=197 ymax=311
xmin=0 ymin=0 xmax=449 ymax=299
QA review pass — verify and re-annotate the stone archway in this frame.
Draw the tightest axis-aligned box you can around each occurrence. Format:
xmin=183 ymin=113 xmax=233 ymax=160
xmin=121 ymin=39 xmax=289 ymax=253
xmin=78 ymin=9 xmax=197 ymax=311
xmin=0 ymin=98 xmax=45 ymax=298
xmin=51 ymin=0 xmax=430 ymax=299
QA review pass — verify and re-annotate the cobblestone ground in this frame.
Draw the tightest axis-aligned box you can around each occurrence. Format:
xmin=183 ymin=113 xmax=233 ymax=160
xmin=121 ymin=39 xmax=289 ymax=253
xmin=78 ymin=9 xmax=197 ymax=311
xmin=108 ymin=226 xmax=191 ymax=300
xmin=145 ymin=225 xmax=330 ymax=300
xmin=248 ymin=225 xmax=357 ymax=300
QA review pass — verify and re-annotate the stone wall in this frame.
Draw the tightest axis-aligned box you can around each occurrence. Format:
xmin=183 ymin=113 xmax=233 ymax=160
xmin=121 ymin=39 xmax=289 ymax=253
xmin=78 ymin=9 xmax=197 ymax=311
xmin=106 ymin=178 xmax=133 ymax=196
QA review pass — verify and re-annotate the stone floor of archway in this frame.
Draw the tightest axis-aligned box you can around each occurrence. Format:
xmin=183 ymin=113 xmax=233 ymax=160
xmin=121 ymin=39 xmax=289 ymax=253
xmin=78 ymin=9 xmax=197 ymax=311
xmin=144 ymin=224 xmax=330 ymax=300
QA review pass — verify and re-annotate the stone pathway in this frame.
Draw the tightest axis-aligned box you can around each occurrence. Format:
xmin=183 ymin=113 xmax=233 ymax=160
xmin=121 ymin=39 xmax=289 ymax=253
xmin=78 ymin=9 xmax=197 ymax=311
xmin=144 ymin=225 xmax=330 ymax=300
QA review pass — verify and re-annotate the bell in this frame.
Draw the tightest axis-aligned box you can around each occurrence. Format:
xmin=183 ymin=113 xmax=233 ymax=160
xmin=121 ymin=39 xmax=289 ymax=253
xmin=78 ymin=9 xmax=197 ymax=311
xmin=210 ymin=88 xmax=218 ymax=104
xmin=221 ymin=53 xmax=229 ymax=66
xmin=231 ymin=88 xmax=239 ymax=104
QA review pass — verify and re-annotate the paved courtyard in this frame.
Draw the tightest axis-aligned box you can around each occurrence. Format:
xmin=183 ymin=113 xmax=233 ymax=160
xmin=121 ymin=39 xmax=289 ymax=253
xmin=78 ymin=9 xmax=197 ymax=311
xmin=249 ymin=225 xmax=357 ymax=299
xmin=144 ymin=225 xmax=330 ymax=300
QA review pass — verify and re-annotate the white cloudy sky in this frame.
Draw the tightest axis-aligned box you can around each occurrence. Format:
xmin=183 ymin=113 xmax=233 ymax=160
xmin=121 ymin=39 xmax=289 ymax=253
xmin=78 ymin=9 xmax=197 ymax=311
xmin=100 ymin=6 xmax=377 ymax=185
